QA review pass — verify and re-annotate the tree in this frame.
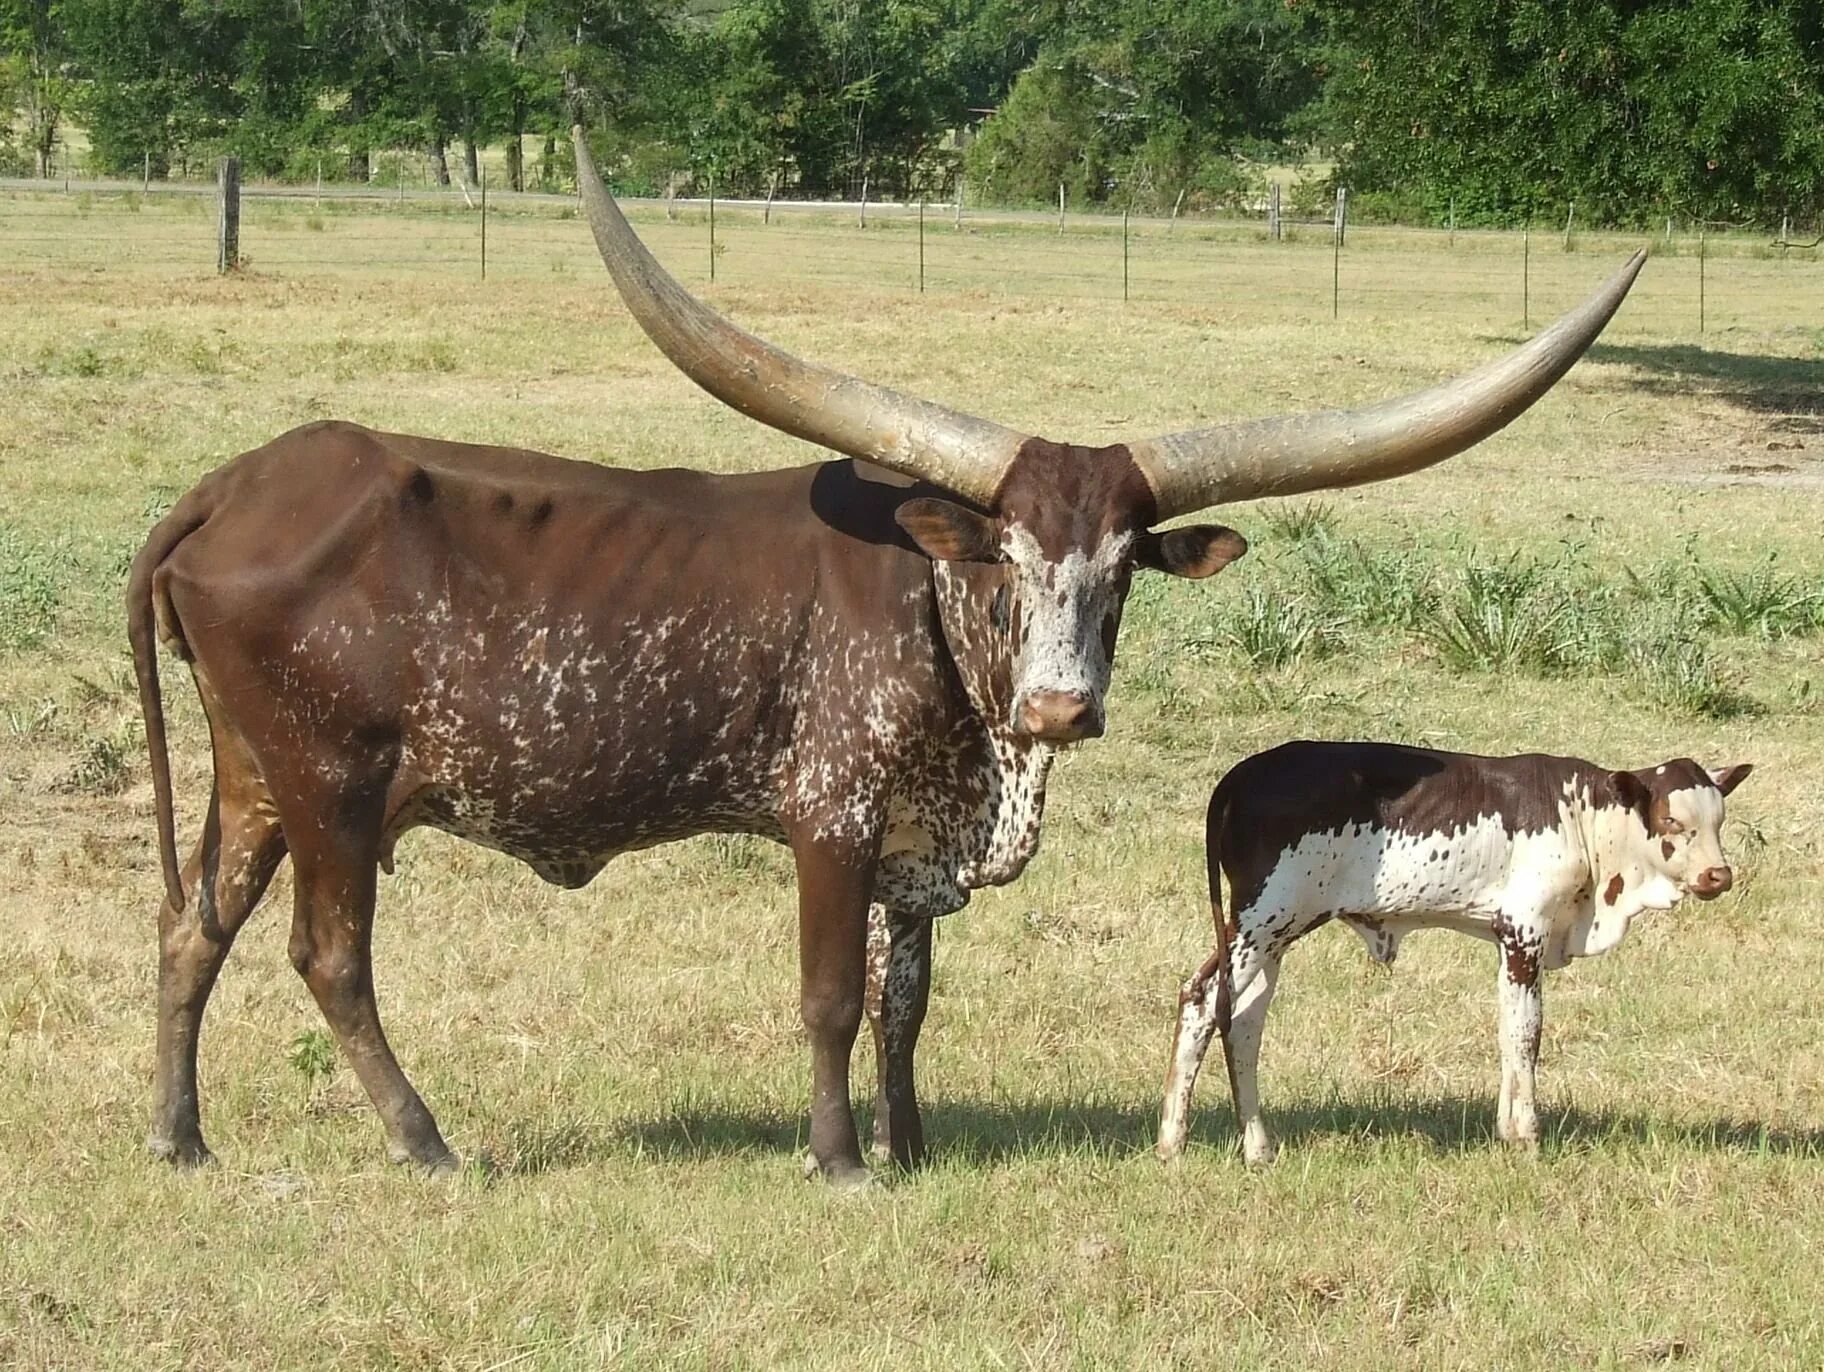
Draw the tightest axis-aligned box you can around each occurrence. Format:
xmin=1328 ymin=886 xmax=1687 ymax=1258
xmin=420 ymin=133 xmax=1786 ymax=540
xmin=1 ymin=0 xmax=71 ymax=176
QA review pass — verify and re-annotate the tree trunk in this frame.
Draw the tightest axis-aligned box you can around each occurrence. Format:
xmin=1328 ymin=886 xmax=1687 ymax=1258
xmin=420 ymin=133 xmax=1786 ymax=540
xmin=348 ymin=88 xmax=370 ymax=183
xmin=428 ymin=138 xmax=450 ymax=187
xmin=463 ymin=138 xmax=480 ymax=189
xmin=507 ymin=94 xmax=526 ymax=192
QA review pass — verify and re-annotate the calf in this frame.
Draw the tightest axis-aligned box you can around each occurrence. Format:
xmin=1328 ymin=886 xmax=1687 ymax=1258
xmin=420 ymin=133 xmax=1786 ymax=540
xmin=1156 ymin=741 xmax=1751 ymax=1165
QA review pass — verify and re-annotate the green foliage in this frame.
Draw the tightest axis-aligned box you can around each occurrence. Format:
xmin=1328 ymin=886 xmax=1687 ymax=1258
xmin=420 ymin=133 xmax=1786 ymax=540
xmin=1220 ymin=586 xmax=1343 ymax=669
xmin=289 ymin=1028 xmax=338 ymax=1088
xmin=1313 ymin=0 xmax=1824 ymax=225
xmin=0 ymin=527 xmax=67 ymax=653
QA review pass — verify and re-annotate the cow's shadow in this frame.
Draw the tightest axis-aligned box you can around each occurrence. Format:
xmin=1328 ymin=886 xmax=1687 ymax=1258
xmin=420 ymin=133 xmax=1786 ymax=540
xmin=493 ymin=1093 xmax=1824 ymax=1176
xmin=1586 ymin=341 xmax=1824 ymax=425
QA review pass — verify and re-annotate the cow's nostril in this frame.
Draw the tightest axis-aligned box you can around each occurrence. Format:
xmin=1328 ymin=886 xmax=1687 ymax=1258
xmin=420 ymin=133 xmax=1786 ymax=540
xmin=1017 ymin=691 xmax=1102 ymax=743
xmin=1693 ymin=866 xmax=1733 ymax=899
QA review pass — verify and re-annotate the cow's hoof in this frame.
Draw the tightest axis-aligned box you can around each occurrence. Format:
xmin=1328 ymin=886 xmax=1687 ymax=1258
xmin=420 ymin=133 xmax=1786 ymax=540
xmin=147 ymin=1132 xmax=214 ymax=1169
xmin=389 ymin=1141 xmax=461 ymax=1175
xmin=803 ymin=1152 xmax=873 ymax=1191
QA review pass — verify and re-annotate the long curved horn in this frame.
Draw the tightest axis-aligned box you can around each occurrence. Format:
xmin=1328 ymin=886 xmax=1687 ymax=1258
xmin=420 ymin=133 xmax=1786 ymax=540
xmin=572 ymin=128 xmax=1026 ymax=505
xmin=1128 ymin=250 xmax=1646 ymax=519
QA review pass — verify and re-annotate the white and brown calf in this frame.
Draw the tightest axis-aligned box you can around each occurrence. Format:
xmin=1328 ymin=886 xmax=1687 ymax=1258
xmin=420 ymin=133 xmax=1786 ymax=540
xmin=1156 ymin=742 xmax=1751 ymax=1166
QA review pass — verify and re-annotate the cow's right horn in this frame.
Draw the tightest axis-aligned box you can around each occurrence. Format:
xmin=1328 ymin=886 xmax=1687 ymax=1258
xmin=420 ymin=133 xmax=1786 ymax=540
xmin=573 ymin=128 xmax=1026 ymax=507
xmin=1126 ymin=250 xmax=1647 ymax=519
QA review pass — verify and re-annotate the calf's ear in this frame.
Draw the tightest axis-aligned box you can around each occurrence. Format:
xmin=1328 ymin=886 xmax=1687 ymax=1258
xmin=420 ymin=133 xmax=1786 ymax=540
xmin=1136 ymin=525 xmax=1248 ymax=579
xmin=896 ymin=498 xmax=1003 ymax=563
xmin=1609 ymin=770 xmax=1652 ymax=819
xmin=1708 ymin=763 xmax=1753 ymax=796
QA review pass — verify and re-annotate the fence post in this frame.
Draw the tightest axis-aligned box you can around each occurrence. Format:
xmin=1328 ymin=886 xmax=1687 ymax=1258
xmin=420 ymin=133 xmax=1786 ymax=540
xmin=1333 ymin=186 xmax=1348 ymax=249
xmin=955 ymin=177 xmax=963 ymax=232
xmin=217 ymin=156 xmax=241 ymax=273
xmin=708 ymin=172 xmax=716 ymax=282
xmin=1563 ymin=201 xmax=1575 ymax=252
xmin=764 ymin=171 xmax=777 ymax=225
xmin=1268 ymin=182 xmax=1281 ymax=241
xmin=918 ymin=199 xmax=925 ymax=293
xmin=1058 ymin=182 xmax=1065 ymax=234
xmin=142 ymin=151 xmax=150 ymax=191
xmin=1332 ymin=207 xmax=1341 ymax=319
xmin=479 ymin=161 xmax=487 ymax=280
xmin=1448 ymin=197 xmax=1455 ymax=247
xmin=858 ymin=175 xmax=868 ymax=228
xmin=1169 ymin=187 xmax=1185 ymax=229
xmin=1521 ymin=225 xmax=1530 ymax=329
xmin=1699 ymin=227 xmax=1706 ymax=336
xmin=1122 ymin=208 xmax=1129 ymax=301
xmin=315 ymin=156 xmax=323 ymax=209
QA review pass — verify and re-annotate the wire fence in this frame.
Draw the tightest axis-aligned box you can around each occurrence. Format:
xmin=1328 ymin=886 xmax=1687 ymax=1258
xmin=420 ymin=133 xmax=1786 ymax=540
xmin=3 ymin=176 xmax=1820 ymax=341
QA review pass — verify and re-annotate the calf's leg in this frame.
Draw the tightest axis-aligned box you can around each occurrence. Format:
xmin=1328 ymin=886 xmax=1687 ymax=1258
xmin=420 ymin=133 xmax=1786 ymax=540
xmin=1224 ymin=946 xmax=1282 ymax=1168
xmin=1157 ymin=942 xmax=1228 ymax=1162
xmin=1494 ymin=931 xmax=1544 ymax=1150
xmin=148 ymin=764 xmax=287 ymax=1166
xmin=865 ymin=904 xmax=933 ymax=1169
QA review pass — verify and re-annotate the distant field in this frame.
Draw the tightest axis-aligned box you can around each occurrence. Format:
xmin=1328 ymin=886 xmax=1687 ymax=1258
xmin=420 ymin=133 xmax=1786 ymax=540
xmin=2 ymin=189 xmax=1822 ymax=1369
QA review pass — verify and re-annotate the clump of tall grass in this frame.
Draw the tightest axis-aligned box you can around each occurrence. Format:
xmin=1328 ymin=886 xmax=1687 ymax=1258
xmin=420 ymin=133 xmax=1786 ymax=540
xmin=1260 ymin=502 xmax=1340 ymax=545
xmin=1691 ymin=559 xmax=1820 ymax=639
xmin=1416 ymin=558 xmax=1579 ymax=674
xmin=1220 ymin=586 xmax=1343 ymax=668
xmin=1293 ymin=531 xmax=1436 ymax=631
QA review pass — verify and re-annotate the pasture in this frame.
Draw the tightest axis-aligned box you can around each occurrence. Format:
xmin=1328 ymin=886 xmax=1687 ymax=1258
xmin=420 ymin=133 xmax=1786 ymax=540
xmin=3 ymin=189 xmax=1823 ymax=1368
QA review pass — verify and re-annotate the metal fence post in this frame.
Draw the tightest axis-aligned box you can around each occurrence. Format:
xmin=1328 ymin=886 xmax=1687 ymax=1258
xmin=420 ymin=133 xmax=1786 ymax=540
xmin=709 ymin=172 xmax=717 ymax=282
xmin=918 ymin=199 xmax=925 ymax=293
xmin=217 ymin=156 xmax=241 ymax=273
xmin=1122 ymin=208 xmax=1129 ymax=301
xmin=1522 ymin=225 xmax=1530 ymax=330
xmin=479 ymin=161 xmax=487 ymax=280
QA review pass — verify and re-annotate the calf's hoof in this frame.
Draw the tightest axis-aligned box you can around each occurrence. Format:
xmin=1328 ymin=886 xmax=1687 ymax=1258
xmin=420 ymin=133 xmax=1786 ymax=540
xmin=1242 ymin=1137 xmax=1279 ymax=1169
xmin=147 ymin=1132 xmax=215 ymax=1169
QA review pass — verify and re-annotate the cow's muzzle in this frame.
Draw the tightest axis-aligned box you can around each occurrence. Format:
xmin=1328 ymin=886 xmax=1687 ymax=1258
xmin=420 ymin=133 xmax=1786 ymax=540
xmin=1691 ymin=866 xmax=1733 ymax=900
xmin=1016 ymin=690 xmax=1104 ymax=744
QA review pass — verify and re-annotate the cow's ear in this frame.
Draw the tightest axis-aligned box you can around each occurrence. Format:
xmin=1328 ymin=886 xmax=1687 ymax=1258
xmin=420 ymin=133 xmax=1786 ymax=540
xmin=1609 ymin=770 xmax=1652 ymax=818
xmin=1708 ymin=763 xmax=1753 ymax=796
xmin=1136 ymin=525 xmax=1248 ymax=580
xmin=895 ymin=498 xmax=1003 ymax=563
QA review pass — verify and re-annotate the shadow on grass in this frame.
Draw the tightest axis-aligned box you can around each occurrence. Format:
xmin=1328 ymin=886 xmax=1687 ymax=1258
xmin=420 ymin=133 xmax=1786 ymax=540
xmin=493 ymin=1092 xmax=1824 ymax=1176
xmin=1587 ymin=341 xmax=1824 ymax=424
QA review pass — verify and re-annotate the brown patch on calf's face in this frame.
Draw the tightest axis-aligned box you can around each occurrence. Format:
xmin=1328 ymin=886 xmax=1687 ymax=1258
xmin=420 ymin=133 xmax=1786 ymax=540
xmin=1604 ymin=874 xmax=1625 ymax=906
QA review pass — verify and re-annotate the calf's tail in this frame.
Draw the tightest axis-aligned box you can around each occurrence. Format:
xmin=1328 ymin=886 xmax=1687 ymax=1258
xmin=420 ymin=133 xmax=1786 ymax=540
xmin=127 ymin=498 xmax=209 ymax=911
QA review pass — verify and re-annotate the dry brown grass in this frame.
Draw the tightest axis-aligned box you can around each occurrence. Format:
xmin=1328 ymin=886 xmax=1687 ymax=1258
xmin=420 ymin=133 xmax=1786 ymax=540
xmin=2 ymin=189 xmax=1822 ymax=1370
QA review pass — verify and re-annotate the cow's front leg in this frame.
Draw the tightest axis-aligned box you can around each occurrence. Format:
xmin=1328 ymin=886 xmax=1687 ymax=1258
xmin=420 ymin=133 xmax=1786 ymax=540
xmin=866 ymin=905 xmax=933 ymax=1169
xmin=791 ymin=832 xmax=880 ymax=1187
xmin=1494 ymin=926 xmax=1544 ymax=1151
xmin=1224 ymin=944 xmax=1282 ymax=1168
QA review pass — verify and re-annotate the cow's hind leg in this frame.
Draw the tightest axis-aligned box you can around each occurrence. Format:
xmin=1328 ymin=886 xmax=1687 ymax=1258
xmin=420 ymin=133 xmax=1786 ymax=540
xmin=286 ymin=811 xmax=454 ymax=1170
xmin=866 ymin=904 xmax=932 ymax=1169
xmin=1494 ymin=925 xmax=1544 ymax=1151
xmin=148 ymin=757 xmax=287 ymax=1166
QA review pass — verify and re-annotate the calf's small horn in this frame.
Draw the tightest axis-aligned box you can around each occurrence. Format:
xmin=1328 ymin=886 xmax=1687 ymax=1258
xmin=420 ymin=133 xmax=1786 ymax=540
xmin=572 ymin=127 xmax=1027 ymax=507
xmin=1127 ymin=250 xmax=1647 ymax=519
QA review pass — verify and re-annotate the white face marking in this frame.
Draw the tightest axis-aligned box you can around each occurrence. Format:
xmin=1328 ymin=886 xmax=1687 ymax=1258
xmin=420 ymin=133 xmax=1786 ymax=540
xmin=1000 ymin=524 xmax=1134 ymax=730
xmin=1657 ymin=783 xmax=1729 ymax=881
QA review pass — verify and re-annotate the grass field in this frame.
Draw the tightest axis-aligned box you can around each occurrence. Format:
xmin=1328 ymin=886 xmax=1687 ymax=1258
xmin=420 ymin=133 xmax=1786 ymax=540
xmin=2 ymin=190 xmax=1823 ymax=1369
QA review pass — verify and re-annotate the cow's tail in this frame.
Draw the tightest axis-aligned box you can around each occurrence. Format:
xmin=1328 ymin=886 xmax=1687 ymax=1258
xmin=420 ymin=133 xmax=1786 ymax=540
xmin=1157 ymin=777 xmax=1238 ymax=1161
xmin=127 ymin=496 xmax=209 ymax=912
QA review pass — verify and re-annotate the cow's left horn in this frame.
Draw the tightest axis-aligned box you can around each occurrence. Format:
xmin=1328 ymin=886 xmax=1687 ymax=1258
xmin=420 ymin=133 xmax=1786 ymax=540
xmin=1127 ymin=250 xmax=1646 ymax=519
xmin=573 ymin=128 xmax=1026 ymax=506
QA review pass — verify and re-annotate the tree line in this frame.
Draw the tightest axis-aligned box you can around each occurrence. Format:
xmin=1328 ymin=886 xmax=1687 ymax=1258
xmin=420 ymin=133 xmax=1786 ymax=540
xmin=3 ymin=0 xmax=1821 ymax=226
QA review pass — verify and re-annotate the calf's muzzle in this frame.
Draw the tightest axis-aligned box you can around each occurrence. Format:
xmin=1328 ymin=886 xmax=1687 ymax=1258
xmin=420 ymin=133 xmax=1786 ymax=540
xmin=1691 ymin=866 xmax=1733 ymax=900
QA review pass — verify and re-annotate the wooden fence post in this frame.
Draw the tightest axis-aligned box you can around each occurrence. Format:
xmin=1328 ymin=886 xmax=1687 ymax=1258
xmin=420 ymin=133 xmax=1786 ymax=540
xmin=858 ymin=175 xmax=868 ymax=228
xmin=1333 ymin=186 xmax=1348 ymax=249
xmin=479 ymin=161 xmax=487 ymax=280
xmin=708 ymin=172 xmax=717 ymax=282
xmin=955 ymin=177 xmax=963 ymax=232
xmin=918 ymin=199 xmax=925 ymax=293
xmin=1058 ymin=181 xmax=1065 ymax=233
xmin=1268 ymin=182 xmax=1281 ymax=241
xmin=1563 ymin=201 xmax=1576 ymax=252
xmin=1522 ymin=225 xmax=1530 ymax=330
xmin=217 ymin=156 xmax=241 ymax=273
